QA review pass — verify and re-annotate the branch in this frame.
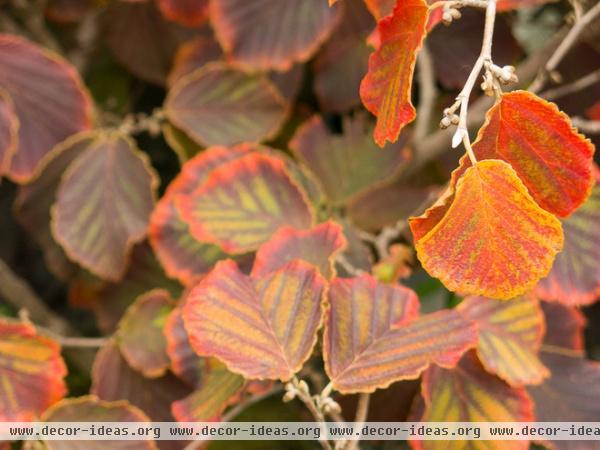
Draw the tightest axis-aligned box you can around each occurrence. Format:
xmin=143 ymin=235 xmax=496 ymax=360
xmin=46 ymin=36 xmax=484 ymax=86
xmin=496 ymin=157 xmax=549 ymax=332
xmin=571 ymin=117 xmax=600 ymax=134
xmin=529 ymin=1 xmax=600 ymax=93
xmin=414 ymin=43 xmax=437 ymax=141
xmin=541 ymin=68 xmax=600 ymax=100
xmin=344 ymin=393 xmax=371 ymax=450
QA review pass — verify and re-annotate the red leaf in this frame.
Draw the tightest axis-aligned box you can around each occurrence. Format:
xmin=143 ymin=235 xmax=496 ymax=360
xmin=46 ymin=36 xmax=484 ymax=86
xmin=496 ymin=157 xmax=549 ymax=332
xmin=177 ymin=153 xmax=315 ymax=253
xmin=51 ymin=132 xmax=159 ymax=281
xmin=251 ymin=221 xmax=347 ymax=279
xmin=0 ymin=319 xmax=67 ymax=421
xmin=464 ymin=91 xmax=595 ymax=217
xmin=323 ymin=275 xmax=477 ymax=393
xmin=183 ymin=259 xmax=326 ymax=381
xmin=0 ymin=90 xmax=17 ymax=175
xmin=0 ymin=34 xmax=92 ymax=182
xmin=210 ymin=0 xmax=339 ymax=71
xmin=149 ymin=144 xmax=250 ymax=285
xmin=360 ymin=0 xmax=429 ymax=146
xmin=117 ymin=289 xmax=176 ymax=378
xmin=536 ymin=182 xmax=600 ymax=305
xmin=587 ymin=101 xmax=600 ymax=120
xmin=363 ymin=0 xmax=396 ymax=19
xmin=156 ymin=0 xmax=209 ymax=27
xmin=412 ymin=160 xmax=564 ymax=299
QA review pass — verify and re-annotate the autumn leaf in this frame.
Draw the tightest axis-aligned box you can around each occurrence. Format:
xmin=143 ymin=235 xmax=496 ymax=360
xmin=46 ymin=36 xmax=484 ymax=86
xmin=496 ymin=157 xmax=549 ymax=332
xmin=116 ymin=289 xmax=175 ymax=378
xmin=462 ymin=91 xmax=595 ymax=217
xmin=360 ymin=0 xmax=429 ymax=146
xmin=182 ymin=259 xmax=326 ymax=381
xmin=165 ymin=63 xmax=289 ymax=147
xmin=458 ymin=295 xmax=549 ymax=386
xmin=0 ymin=319 xmax=67 ymax=421
xmin=0 ymin=89 xmax=17 ymax=175
xmin=536 ymin=181 xmax=600 ymax=305
xmin=51 ymin=132 xmax=158 ymax=281
xmin=251 ymin=221 xmax=347 ymax=279
xmin=176 ymin=153 xmax=315 ymax=253
xmin=210 ymin=0 xmax=339 ymax=71
xmin=323 ymin=274 xmax=477 ymax=393
xmin=413 ymin=159 xmax=564 ymax=300
xmin=0 ymin=34 xmax=92 ymax=182
xmin=156 ymin=0 xmax=209 ymax=27
xmin=411 ymin=351 xmax=534 ymax=450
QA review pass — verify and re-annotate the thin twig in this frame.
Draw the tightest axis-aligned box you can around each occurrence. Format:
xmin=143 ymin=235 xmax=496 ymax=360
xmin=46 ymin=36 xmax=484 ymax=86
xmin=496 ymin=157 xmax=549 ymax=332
xmin=571 ymin=117 xmax=600 ymax=134
xmin=336 ymin=254 xmax=365 ymax=277
xmin=345 ymin=393 xmax=371 ymax=450
xmin=428 ymin=0 xmax=488 ymax=10
xmin=541 ymin=68 xmax=600 ymax=100
xmin=415 ymin=43 xmax=437 ymax=141
xmin=529 ymin=1 xmax=600 ymax=93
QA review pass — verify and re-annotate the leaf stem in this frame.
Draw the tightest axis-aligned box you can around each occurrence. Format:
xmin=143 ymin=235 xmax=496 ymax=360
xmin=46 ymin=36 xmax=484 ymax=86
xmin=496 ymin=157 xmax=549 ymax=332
xmin=344 ymin=393 xmax=371 ymax=450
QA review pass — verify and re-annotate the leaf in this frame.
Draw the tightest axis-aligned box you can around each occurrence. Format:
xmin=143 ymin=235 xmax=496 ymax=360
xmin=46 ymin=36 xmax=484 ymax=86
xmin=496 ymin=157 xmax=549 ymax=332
xmin=0 ymin=34 xmax=92 ymax=182
xmin=458 ymin=295 xmax=549 ymax=386
xmin=464 ymin=91 xmax=595 ymax=217
xmin=176 ymin=153 xmax=315 ymax=253
xmin=323 ymin=275 xmax=477 ymax=393
xmin=167 ymin=35 xmax=223 ymax=88
xmin=156 ymin=0 xmax=209 ymax=27
xmin=251 ymin=221 xmax=347 ymax=280
xmin=182 ymin=259 xmax=326 ymax=381
xmin=165 ymin=63 xmax=289 ymax=147
xmin=70 ymin=243 xmax=182 ymax=334
xmin=149 ymin=145 xmax=250 ymax=285
xmin=171 ymin=364 xmax=245 ymax=422
xmin=0 ymin=90 xmax=17 ymax=174
xmin=587 ymin=101 xmax=600 ymax=120
xmin=51 ymin=132 xmax=159 ymax=281
xmin=40 ymin=396 xmax=158 ymax=450
xmin=117 ymin=289 xmax=176 ymax=378
xmin=363 ymin=0 xmax=396 ymax=19
xmin=359 ymin=0 xmax=429 ymax=147
xmin=210 ymin=0 xmax=339 ymax=71
xmin=290 ymin=115 xmax=410 ymax=205
xmin=103 ymin=0 xmax=195 ymax=85
xmin=0 ymin=319 xmax=67 ymax=421
xmin=164 ymin=307 xmax=206 ymax=387
xmin=92 ymin=340 xmax=192 ymax=422
xmin=411 ymin=351 xmax=534 ymax=450
xmin=541 ymin=302 xmax=586 ymax=351
xmin=412 ymin=160 xmax=564 ymax=300
xmin=536 ymin=182 xmax=600 ymax=306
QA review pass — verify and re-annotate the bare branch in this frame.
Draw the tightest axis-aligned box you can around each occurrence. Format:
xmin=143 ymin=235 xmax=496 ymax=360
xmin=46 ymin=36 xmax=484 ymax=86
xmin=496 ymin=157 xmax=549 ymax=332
xmin=415 ymin=44 xmax=437 ymax=141
xmin=571 ymin=117 xmax=600 ymax=134
xmin=345 ymin=393 xmax=371 ymax=450
xmin=541 ymin=68 xmax=600 ymax=100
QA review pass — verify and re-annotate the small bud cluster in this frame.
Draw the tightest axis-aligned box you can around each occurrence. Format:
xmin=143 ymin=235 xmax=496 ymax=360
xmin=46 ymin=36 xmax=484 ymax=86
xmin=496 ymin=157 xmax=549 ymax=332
xmin=440 ymin=106 xmax=460 ymax=129
xmin=442 ymin=7 xmax=462 ymax=25
xmin=489 ymin=64 xmax=518 ymax=84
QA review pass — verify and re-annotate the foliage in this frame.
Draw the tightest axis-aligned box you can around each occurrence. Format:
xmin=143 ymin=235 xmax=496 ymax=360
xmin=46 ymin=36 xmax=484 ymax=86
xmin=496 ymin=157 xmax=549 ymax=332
xmin=0 ymin=0 xmax=599 ymax=449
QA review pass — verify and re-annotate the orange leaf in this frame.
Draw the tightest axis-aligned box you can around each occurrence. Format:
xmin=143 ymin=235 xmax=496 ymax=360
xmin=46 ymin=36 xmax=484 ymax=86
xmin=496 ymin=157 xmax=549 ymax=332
xmin=156 ymin=0 xmax=209 ymax=27
xmin=360 ymin=0 xmax=429 ymax=147
xmin=463 ymin=91 xmax=595 ymax=217
xmin=0 ymin=319 xmax=67 ymax=421
xmin=458 ymin=295 xmax=549 ymax=386
xmin=176 ymin=153 xmax=315 ymax=253
xmin=536 ymin=181 xmax=600 ymax=306
xmin=323 ymin=275 xmax=477 ymax=393
xmin=411 ymin=351 xmax=534 ymax=450
xmin=183 ymin=259 xmax=326 ymax=381
xmin=252 ymin=221 xmax=347 ymax=279
xmin=364 ymin=0 xmax=396 ymax=19
xmin=413 ymin=160 xmax=564 ymax=300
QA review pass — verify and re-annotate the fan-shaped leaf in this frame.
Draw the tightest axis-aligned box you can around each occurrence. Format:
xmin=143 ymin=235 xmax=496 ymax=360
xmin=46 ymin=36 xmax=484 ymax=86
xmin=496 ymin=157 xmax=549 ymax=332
xmin=290 ymin=115 xmax=410 ymax=205
xmin=541 ymin=302 xmax=586 ymax=351
xmin=210 ymin=0 xmax=339 ymax=71
xmin=165 ymin=63 xmax=289 ymax=147
xmin=536 ymin=182 xmax=600 ymax=305
xmin=92 ymin=340 xmax=191 ymax=422
xmin=183 ymin=259 xmax=326 ymax=381
xmin=411 ymin=351 xmax=534 ymax=450
xmin=323 ymin=275 xmax=477 ymax=393
xmin=359 ymin=0 xmax=429 ymax=146
xmin=117 ymin=289 xmax=175 ymax=378
xmin=149 ymin=145 xmax=250 ymax=285
xmin=251 ymin=221 xmax=347 ymax=279
xmin=171 ymin=363 xmax=245 ymax=422
xmin=164 ymin=307 xmax=206 ymax=387
xmin=177 ymin=153 xmax=314 ymax=253
xmin=0 ymin=319 xmax=67 ymax=421
xmin=51 ymin=132 xmax=158 ymax=281
xmin=0 ymin=34 xmax=92 ymax=182
xmin=458 ymin=295 xmax=549 ymax=386
xmin=167 ymin=35 xmax=223 ymax=88
xmin=156 ymin=0 xmax=209 ymax=27
xmin=41 ymin=396 xmax=158 ymax=450
xmin=462 ymin=91 xmax=595 ymax=217
xmin=0 ymin=90 xmax=17 ymax=174
xmin=413 ymin=160 xmax=564 ymax=300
